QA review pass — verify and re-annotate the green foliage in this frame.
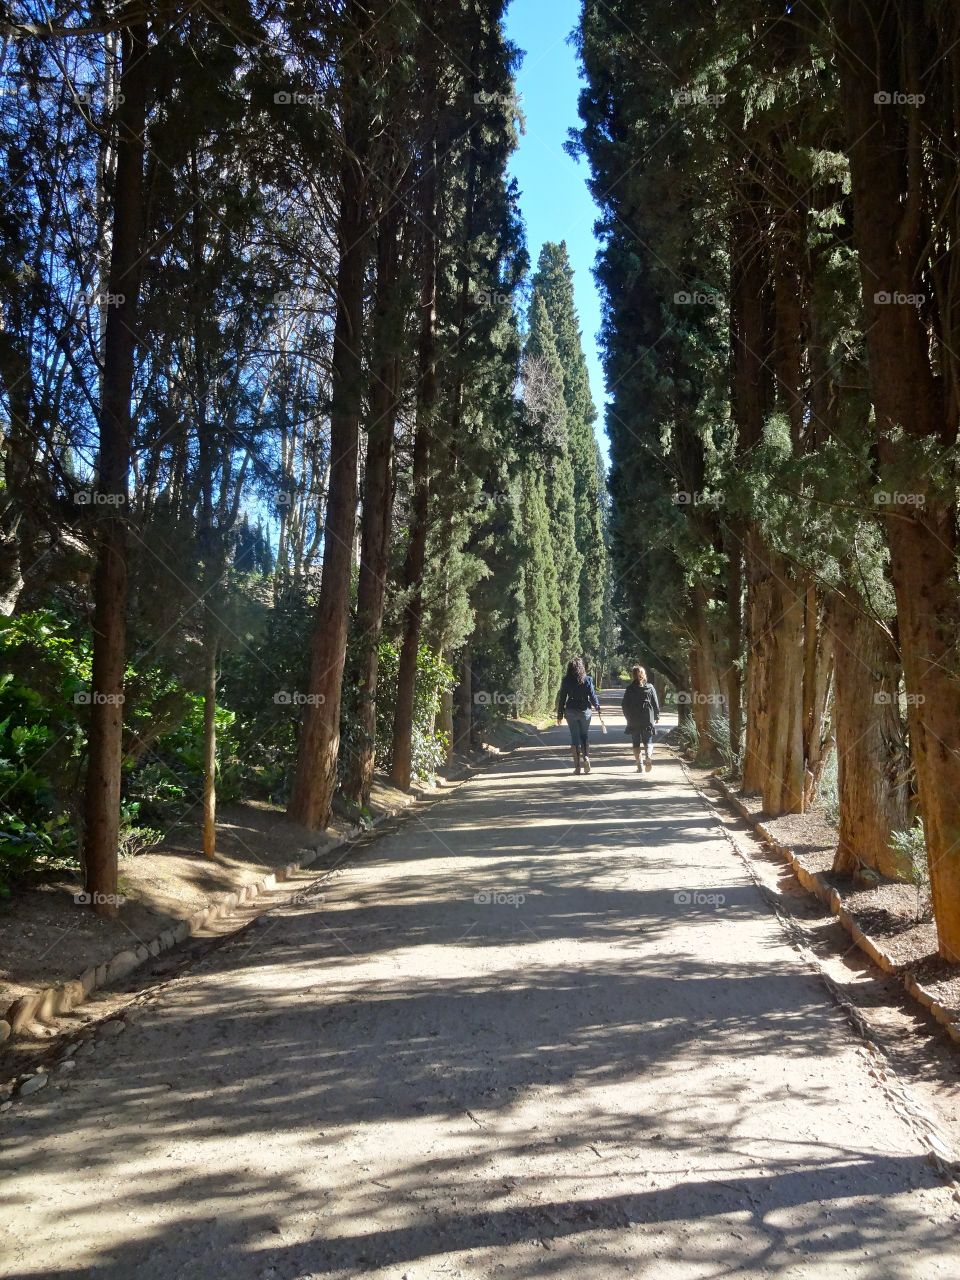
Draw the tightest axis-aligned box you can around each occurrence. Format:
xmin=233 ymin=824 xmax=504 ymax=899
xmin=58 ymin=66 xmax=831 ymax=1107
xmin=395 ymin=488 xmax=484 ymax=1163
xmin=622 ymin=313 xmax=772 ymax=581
xmin=708 ymin=714 xmax=741 ymax=776
xmin=525 ymin=286 xmax=582 ymax=660
xmin=357 ymin=642 xmax=454 ymax=783
xmin=531 ymin=242 xmax=611 ymax=665
xmin=0 ymin=609 xmax=238 ymax=891
xmin=0 ymin=813 xmax=75 ymax=900
xmin=677 ymin=716 xmax=700 ymax=759
xmin=218 ymin=580 xmax=314 ymax=802
xmin=815 ymin=749 xmax=841 ymax=827
xmin=124 ymin=764 xmax=190 ymax=827
xmin=890 ymin=821 xmax=930 ymax=921
xmin=0 ymin=611 xmax=89 ymax=895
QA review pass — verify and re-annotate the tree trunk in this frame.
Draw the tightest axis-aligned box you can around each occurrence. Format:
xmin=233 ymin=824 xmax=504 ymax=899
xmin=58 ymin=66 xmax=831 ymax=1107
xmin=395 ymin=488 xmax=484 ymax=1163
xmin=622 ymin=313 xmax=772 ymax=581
xmin=391 ymin=142 xmax=438 ymax=790
xmin=725 ymin=528 xmax=743 ymax=763
xmin=202 ymin=631 xmax=217 ymax=858
xmin=689 ymin=584 xmax=723 ymax=763
xmin=288 ymin=86 xmax=369 ymax=829
xmin=438 ymin=652 xmax=454 ymax=765
xmin=802 ymin=579 xmax=834 ymax=807
xmin=453 ymin=645 xmax=472 ymax=754
xmin=82 ymin=23 xmax=148 ymax=915
xmin=829 ymin=592 xmax=910 ymax=879
xmin=833 ymin=0 xmax=960 ymax=958
xmin=742 ymin=538 xmax=805 ymax=813
xmin=342 ymin=209 xmax=403 ymax=806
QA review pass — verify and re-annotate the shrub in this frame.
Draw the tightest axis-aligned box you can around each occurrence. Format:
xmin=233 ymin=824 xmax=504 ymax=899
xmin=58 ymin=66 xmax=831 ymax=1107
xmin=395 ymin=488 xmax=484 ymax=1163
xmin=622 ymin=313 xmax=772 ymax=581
xmin=0 ymin=611 xmax=89 ymax=894
xmin=677 ymin=716 xmax=699 ymax=759
xmin=366 ymin=641 xmax=454 ymax=783
xmin=707 ymin=713 xmax=741 ymax=775
xmin=889 ymin=820 xmax=929 ymax=921
xmin=815 ymin=747 xmax=840 ymax=827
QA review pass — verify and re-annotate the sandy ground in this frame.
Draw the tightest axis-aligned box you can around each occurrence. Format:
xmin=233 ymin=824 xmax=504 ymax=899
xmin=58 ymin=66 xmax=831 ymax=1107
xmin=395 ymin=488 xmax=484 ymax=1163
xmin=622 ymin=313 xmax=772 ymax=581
xmin=1 ymin=692 xmax=958 ymax=1279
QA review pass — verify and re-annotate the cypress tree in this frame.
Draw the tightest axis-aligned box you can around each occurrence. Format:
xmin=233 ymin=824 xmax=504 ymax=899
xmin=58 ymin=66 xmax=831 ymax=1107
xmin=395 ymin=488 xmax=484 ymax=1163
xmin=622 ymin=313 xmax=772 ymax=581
xmin=531 ymin=242 xmax=608 ymax=666
xmin=523 ymin=291 xmax=582 ymax=661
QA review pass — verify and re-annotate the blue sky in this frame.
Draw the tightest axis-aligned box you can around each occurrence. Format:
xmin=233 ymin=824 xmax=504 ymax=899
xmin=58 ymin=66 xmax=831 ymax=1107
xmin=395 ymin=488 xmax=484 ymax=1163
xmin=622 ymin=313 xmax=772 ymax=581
xmin=504 ymin=0 xmax=608 ymax=464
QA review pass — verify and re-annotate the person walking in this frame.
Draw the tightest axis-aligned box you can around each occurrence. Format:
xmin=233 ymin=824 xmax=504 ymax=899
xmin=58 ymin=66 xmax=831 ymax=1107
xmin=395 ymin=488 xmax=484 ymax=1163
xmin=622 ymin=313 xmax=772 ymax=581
xmin=622 ymin=665 xmax=660 ymax=772
xmin=556 ymin=658 xmax=604 ymax=775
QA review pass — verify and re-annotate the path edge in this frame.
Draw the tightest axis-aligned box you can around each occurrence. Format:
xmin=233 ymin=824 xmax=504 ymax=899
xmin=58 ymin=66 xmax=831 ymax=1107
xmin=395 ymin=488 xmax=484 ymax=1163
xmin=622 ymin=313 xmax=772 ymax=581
xmin=1 ymin=741 xmax=517 ymax=1050
xmin=706 ymin=772 xmax=960 ymax=1049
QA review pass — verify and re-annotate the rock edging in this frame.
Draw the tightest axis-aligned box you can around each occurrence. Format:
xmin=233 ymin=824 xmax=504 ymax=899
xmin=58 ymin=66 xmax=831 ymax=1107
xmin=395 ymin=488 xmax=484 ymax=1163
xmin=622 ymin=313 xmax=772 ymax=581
xmin=708 ymin=774 xmax=960 ymax=1048
xmin=1 ymin=741 xmax=514 ymax=1052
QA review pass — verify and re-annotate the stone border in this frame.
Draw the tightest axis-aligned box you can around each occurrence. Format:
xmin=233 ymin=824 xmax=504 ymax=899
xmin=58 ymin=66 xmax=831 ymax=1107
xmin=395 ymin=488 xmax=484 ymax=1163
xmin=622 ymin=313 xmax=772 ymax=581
xmin=1 ymin=741 xmax=518 ymax=1051
xmin=708 ymin=773 xmax=960 ymax=1048
xmin=1 ymin=816 xmax=388 ymax=1048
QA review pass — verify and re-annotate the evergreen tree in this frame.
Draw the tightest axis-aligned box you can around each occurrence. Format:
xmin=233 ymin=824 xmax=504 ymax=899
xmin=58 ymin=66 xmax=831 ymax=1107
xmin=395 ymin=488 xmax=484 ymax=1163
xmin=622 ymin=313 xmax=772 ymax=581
xmin=523 ymin=292 xmax=581 ymax=661
xmin=514 ymin=466 xmax=562 ymax=711
xmin=531 ymin=243 xmax=608 ymax=665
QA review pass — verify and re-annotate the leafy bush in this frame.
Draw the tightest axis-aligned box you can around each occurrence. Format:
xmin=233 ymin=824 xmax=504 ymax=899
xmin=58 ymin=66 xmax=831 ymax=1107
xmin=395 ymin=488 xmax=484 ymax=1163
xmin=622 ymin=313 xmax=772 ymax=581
xmin=889 ymin=820 xmax=929 ymax=921
xmin=118 ymin=821 xmax=164 ymax=859
xmin=707 ymin=713 xmax=741 ymax=775
xmin=369 ymin=641 xmax=454 ymax=782
xmin=0 ymin=611 xmax=89 ymax=895
xmin=0 ymin=609 xmax=215 ymax=893
xmin=0 ymin=812 xmax=75 ymax=898
xmin=677 ymin=715 xmax=699 ymax=759
xmin=218 ymin=580 xmax=314 ymax=801
xmin=815 ymin=747 xmax=840 ymax=827
xmin=123 ymin=762 xmax=190 ymax=826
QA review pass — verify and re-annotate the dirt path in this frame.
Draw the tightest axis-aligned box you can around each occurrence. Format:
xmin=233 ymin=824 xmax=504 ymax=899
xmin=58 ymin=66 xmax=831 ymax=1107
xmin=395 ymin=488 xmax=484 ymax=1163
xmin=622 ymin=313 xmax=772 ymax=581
xmin=2 ymin=693 xmax=958 ymax=1279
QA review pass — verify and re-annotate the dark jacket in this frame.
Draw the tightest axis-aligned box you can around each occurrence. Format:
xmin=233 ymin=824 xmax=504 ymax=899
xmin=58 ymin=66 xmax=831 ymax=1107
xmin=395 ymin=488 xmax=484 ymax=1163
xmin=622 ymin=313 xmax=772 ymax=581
xmin=622 ymin=681 xmax=660 ymax=729
xmin=556 ymin=673 xmax=600 ymax=717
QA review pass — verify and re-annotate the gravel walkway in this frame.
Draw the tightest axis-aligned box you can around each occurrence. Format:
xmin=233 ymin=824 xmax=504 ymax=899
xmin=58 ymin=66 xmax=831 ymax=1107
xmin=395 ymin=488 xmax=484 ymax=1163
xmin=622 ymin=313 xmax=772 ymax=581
xmin=1 ymin=694 xmax=958 ymax=1279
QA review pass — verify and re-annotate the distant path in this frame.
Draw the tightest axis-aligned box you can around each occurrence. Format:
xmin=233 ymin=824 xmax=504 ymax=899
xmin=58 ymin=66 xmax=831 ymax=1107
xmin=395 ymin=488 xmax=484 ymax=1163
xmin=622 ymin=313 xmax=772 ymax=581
xmin=2 ymin=691 xmax=957 ymax=1278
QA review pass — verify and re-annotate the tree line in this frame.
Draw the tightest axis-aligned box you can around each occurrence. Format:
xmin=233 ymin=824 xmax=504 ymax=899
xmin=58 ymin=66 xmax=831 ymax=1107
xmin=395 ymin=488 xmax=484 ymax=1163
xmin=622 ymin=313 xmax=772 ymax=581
xmin=575 ymin=0 xmax=960 ymax=959
xmin=0 ymin=1 xmax=612 ymax=909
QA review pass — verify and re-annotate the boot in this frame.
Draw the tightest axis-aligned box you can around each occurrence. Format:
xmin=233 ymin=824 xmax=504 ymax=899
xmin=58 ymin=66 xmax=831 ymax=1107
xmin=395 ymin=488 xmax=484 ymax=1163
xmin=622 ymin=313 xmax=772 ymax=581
xmin=571 ymin=746 xmax=581 ymax=775
xmin=582 ymin=751 xmax=592 ymax=774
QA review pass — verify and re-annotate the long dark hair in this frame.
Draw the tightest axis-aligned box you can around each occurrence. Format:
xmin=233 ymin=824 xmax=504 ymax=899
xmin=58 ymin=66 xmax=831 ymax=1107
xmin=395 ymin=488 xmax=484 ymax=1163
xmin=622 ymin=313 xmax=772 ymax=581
xmin=567 ymin=657 xmax=586 ymax=684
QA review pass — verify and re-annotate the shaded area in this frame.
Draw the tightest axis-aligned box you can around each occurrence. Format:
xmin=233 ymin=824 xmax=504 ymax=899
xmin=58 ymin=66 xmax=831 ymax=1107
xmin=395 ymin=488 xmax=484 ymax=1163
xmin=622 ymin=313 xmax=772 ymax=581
xmin=1 ymin=703 xmax=956 ymax=1279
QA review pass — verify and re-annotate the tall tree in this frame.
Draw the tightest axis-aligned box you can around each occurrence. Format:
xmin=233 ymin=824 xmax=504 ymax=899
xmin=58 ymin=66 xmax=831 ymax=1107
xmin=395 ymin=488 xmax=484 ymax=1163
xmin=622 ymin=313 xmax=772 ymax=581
xmin=531 ymin=242 xmax=608 ymax=665
xmin=523 ymin=291 xmax=582 ymax=661
xmin=82 ymin=17 xmax=149 ymax=914
xmin=289 ymin=0 xmax=380 ymax=827
xmin=829 ymin=0 xmax=960 ymax=958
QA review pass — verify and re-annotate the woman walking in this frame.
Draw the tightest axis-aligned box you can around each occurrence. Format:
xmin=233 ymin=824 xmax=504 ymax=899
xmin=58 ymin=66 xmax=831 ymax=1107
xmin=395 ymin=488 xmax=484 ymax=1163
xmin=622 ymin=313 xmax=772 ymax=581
xmin=556 ymin=658 xmax=603 ymax=774
xmin=622 ymin=665 xmax=660 ymax=772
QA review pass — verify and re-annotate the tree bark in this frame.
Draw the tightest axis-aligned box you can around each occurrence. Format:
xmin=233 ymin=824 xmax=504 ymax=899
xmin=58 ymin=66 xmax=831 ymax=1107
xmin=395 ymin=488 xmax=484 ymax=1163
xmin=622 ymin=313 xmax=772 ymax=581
xmin=724 ymin=527 xmax=743 ymax=761
xmin=202 ymin=632 xmax=217 ymax=858
xmin=688 ymin=583 xmax=724 ymax=763
xmin=802 ymin=579 xmax=834 ymax=807
xmin=833 ymin=0 xmax=960 ymax=958
xmin=438 ymin=651 xmax=454 ymax=764
xmin=288 ymin=51 xmax=370 ymax=829
xmin=82 ymin=22 xmax=148 ymax=915
xmin=742 ymin=539 xmax=805 ymax=813
xmin=390 ymin=140 xmax=438 ymax=790
xmin=453 ymin=645 xmax=472 ymax=754
xmin=342 ymin=208 xmax=403 ymax=806
xmin=829 ymin=592 xmax=910 ymax=879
